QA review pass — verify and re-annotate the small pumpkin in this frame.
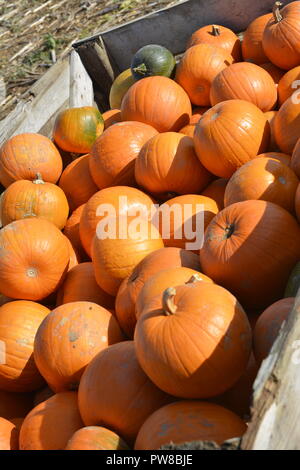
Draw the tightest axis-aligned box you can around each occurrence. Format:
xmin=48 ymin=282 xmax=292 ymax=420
xmin=65 ymin=426 xmax=129 ymax=450
xmin=131 ymin=44 xmax=175 ymax=80
xmin=0 ymin=417 xmax=19 ymax=450
xmin=0 ymin=133 xmax=62 ymax=188
xmin=102 ymin=109 xmax=122 ymax=129
xmin=241 ymin=13 xmax=272 ymax=64
xmin=187 ymin=24 xmax=241 ymax=61
xmin=53 ymin=106 xmax=104 ymax=154
xmin=278 ymin=66 xmax=300 ymax=105
xmin=201 ymin=178 xmax=228 ymax=210
xmin=265 ymin=110 xmax=280 ymax=152
xmin=63 ymin=204 xmax=87 ymax=260
xmin=109 ymin=69 xmax=136 ymax=109
xmin=274 ymin=96 xmax=300 ymax=154
xmin=285 ymin=261 xmax=300 ymax=297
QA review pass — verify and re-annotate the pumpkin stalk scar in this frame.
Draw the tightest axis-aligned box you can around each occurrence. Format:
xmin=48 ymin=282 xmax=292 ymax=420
xmin=273 ymin=1 xmax=283 ymax=23
xmin=211 ymin=25 xmax=221 ymax=36
xmin=186 ymin=273 xmax=202 ymax=284
xmin=163 ymin=287 xmax=177 ymax=315
xmin=33 ymin=173 xmax=45 ymax=185
xmin=132 ymin=63 xmax=148 ymax=75
xmin=224 ymin=223 xmax=234 ymax=239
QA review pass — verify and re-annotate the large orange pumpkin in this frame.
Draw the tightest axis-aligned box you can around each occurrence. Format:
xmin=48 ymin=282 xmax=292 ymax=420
xmin=0 ymin=417 xmax=19 ymax=450
xmin=200 ymin=200 xmax=300 ymax=309
xmin=194 ymin=99 xmax=270 ymax=178
xmin=241 ymin=13 xmax=272 ymax=64
xmin=262 ymin=1 xmax=300 ymax=70
xmin=135 ymin=282 xmax=251 ymax=398
xmin=109 ymin=69 xmax=135 ymax=109
xmin=175 ymin=44 xmax=233 ymax=106
xmin=0 ymin=133 xmax=62 ymax=187
xmin=53 ymin=106 xmax=104 ymax=153
xmin=274 ymin=96 xmax=300 ymax=154
xmin=0 ymin=301 xmax=49 ymax=392
xmin=253 ymin=297 xmax=295 ymax=365
xmin=92 ymin=217 xmax=163 ymax=296
xmin=19 ymin=392 xmax=83 ymax=450
xmin=187 ymin=24 xmax=241 ymax=61
xmin=79 ymin=186 xmax=154 ymax=257
xmin=114 ymin=247 xmax=200 ymax=339
xmin=34 ymin=301 xmax=124 ymax=392
xmin=65 ymin=426 xmax=129 ymax=450
xmin=134 ymin=401 xmax=247 ymax=450
xmin=121 ymin=76 xmax=192 ymax=132
xmin=59 ymin=154 xmax=98 ymax=211
xmin=0 ymin=390 xmax=33 ymax=420
xmin=89 ymin=121 xmax=157 ymax=189
xmin=0 ymin=173 xmax=69 ymax=229
xmin=224 ymin=157 xmax=299 ymax=213
xmin=210 ymin=62 xmax=277 ymax=112
xmin=0 ymin=218 xmax=70 ymax=300
xmin=63 ymin=204 xmax=87 ymax=260
xmin=278 ymin=66 xmax=300 ymax=105
xmin=78 ymin=341 xmax=172 ymax=446
xmin=103 ymin=109 xmax=122 ymax=129
xmin=265 ymin=111 xmax=280 ymax=152
xmin=201 ymin=178 xmax=227 ymax=210
xmin=135 ymin=133 xmax=212 ymax=199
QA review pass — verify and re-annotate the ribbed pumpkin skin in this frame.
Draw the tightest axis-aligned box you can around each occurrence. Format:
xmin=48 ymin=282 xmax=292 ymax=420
xmin=0 ymin=177 xmax=69 ymax=229
xmin=109 ymin=69 xmax=135 ymax=109
xmin=135 ymin=282 xmax=251 ymax=398
xmin=103 ymin=109 xmax=122 ymax=129
xmin=131 ymin=44 xmax=176 ymax=80
xmin=274 ymin=97 xmax=300 ymax=154
xmin=135 ymin=267 xmax=212 ymax=320
xmin=175 ymin=44 xmax=233 ymax=106
xmin=158 ymin=194 xmax=219 ymax=250
xmin=53 ymin=107 xmax=104 ymax=153
xmin=0 ymin=390 xmax=33 ymax=420
xmin=200 ymin=200 xmax=300 ymax=310
xmin=253 ymin=298 xmax=295 ymax=365
xmin=34 ymin=301 xmax=124 ymax=392
xmin=0 ymin=417 xmax=19 ymax=450
xmin=224 ymin=157 xmax=299 ymax=213
xmin=241 ymin=13 xmax=272 ymax=64
xmin=201 ymin=178 xmax=227 ymax=210
xmin=121 ymin=76 xmax=192 ymax=132
xmin=92 ymin=219 xmax=164 ymax=296
xmin=257 ymin=152 xmax=291 ymax=167
xmin=78 ymin=341 xmax=172 ymax=446
xmin=65 ymin=426 xmax=129 ymax=450
xmin=278 ymin=66 xmax=300 ymax=105
xmin=265 ymin=111 xmax=280 ymax=152
xmin=63 ymin=204 xmax=86 ymax=260
xmin=135 ymin=133 xmax=212 ymax=199
xmin=59 ymin=154 xmax=98 ymax=211
xmin=57 ymin=263 xmax=114 ymax=308
xmin=0 ymin=301 xmax=49 ymax=392
xmin=187 ymin=24 xmax=241 ymax=61
xmin=0 ymin=218 xmax=70 ymax=300
xmin=260 ymin=62 xmax=285 ymax=84
xmin=89 ymin=121 xmax=158 ymax=189
xmin=19 ymin=392 xmax=83 ymax=450
xmin=79 ymin=186 xmax=154 ymax=258
xmin=0 ymin=133 xmax=62 ymax=188
xmin=114 ymin=247 xmax=201 ymax=339
xmin=210 ymin=62 xmax=277 ymax=112
xmin=262 ymin=2 xmax=300 ymax=70
xmin=134 ymin=401 xmax=247 ymax=450
xmin=194 ymin=99 xmax=270 ymax=178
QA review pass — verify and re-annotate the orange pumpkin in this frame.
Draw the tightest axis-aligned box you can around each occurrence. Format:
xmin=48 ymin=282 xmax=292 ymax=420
xmin=57 ymin=262 xmax=114 ymax=308
xmin=19 ymin=392 xmax=83 ymax=450
xmin=0 ymin=301 xmax=49 ymax=392
xmin=253 ymin=297 xmax=295 ymax=365
xmin=135 ymin=133 xmax=212 ymax=199
xmin=278 ymin=66 xmax=300 ymax=105
xmin=92 ymin=218 xmax=163 ymax=296
xmin=65 ymin=426 xmax=129 ymax=450
xmin=103 ymin=109 xmax=122 ymax=129
xmin=79 ymin=186 xmax=154 ymax=257
xmin=0 ymin=218 xmax=70 ymax=300
xmin=109 ymin=69 xmax=135 ymax=109
xmin=175 ymin=44 xmax=233 ymax=106
xmin=89 ymin=121 xmax=158 ymax=189
xmin=53 ymin=106 xmax=104 ymax=153
xmin=135 ymin=282 xmax=251 ymax=398
xmin=121 ymin=76 xmax=192 ymax=132
xmin=194 ymin=99 xmax=270 ymax=178
xmin=0 ymin=133 xmax=63 ymax=188
xmin=63 ymin=204 xmax=87 ymax=260
xmin=65 ymin=236 xmax=80 ymax=271
xmin=201 ymin=178 xmax=227 ymax=210
xmin=200 ymin=200 xmax=300 ymax=309
xmin=224 ymin=157 xmax=299 ymax=213
xmin=179 ymin=123 xmax=196 ymax=138
xmin=135 ymin=401 xmax=246 ymax=450
xmin=78 ymin=341 xmax=172 ymax=446
xmin=187 ymin=24 xmax=241 ymax=61
xmin=191 ymin=106 xmax=210 ymax=122
xmin=291 ymin=138 xmax=300 ymax=179
xmin=241 ymin=13 xmax=272 ymax=64
xmin=262 ymin=1 xmax=300 ymax=70
xmin=59 ymin=154 xmax=98 ymax=211
xmin=260 ymin=62 xmax=285 ymax=85
xmin=0 ymin=390 xmax=33 ymax=420
xmin=274 ymin=96 xmax=300 ymax=154
xmin=265 ymin=110 xmax=280 ymax=152
xmin=0 ymin=173 xmax=69 ymax=229
xmin=0 ymin=417 xmax=19 ymax=450
xmin=257 ymin=151 xmax=291 ymax=167
xmin=115 ymin=247 xmax=201 ymax=339
xmin=34 ymin=301 xmax=124 ymax=392
xmin=210 ymin=62 xmax=277 ymax=112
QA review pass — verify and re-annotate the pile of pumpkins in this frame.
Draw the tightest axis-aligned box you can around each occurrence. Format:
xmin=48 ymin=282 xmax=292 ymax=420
xmin=1 ymin=0 xmax=300 ymax=451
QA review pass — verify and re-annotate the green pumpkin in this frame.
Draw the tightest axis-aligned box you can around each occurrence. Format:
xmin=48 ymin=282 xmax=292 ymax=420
xmin=131 ymin=44 xmax=176 ymax=81
xmin=284 ymin=261 xmax=300 ymax=297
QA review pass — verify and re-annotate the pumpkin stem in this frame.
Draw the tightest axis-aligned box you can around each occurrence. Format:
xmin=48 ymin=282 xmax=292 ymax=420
xmin=211 ymin=25 xmax=221 ymax=36
xmin=224 ymin=224 xmax=234 ymax=239
xmin=273 ymin=1 xmax=283 ymax=22
xmin=186 ymin=273 xmax=202 ymax=284
xmin=33 ymin=173 xmax=45 ymax=184
xmin=132 ymin=63 xmax=148 ymax=75
xmin=162 ymin=287 xmax=177 ymax=315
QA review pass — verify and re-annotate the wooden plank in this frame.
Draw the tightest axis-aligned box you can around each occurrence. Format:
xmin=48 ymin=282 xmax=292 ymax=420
xmin=69 ymin=50 xmax=94 ymax=107
xmin=242 ymin=295 xmax=300 ymax=450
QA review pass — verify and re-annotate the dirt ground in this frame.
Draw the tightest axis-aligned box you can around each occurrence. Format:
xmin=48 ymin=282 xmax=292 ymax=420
xmin=0 ymin=0 xmax=179 ymax=120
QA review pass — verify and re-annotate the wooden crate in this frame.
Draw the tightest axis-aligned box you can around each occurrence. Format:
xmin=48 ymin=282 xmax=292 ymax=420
xmin=0 ymin=0 xmax=299 ymax=450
